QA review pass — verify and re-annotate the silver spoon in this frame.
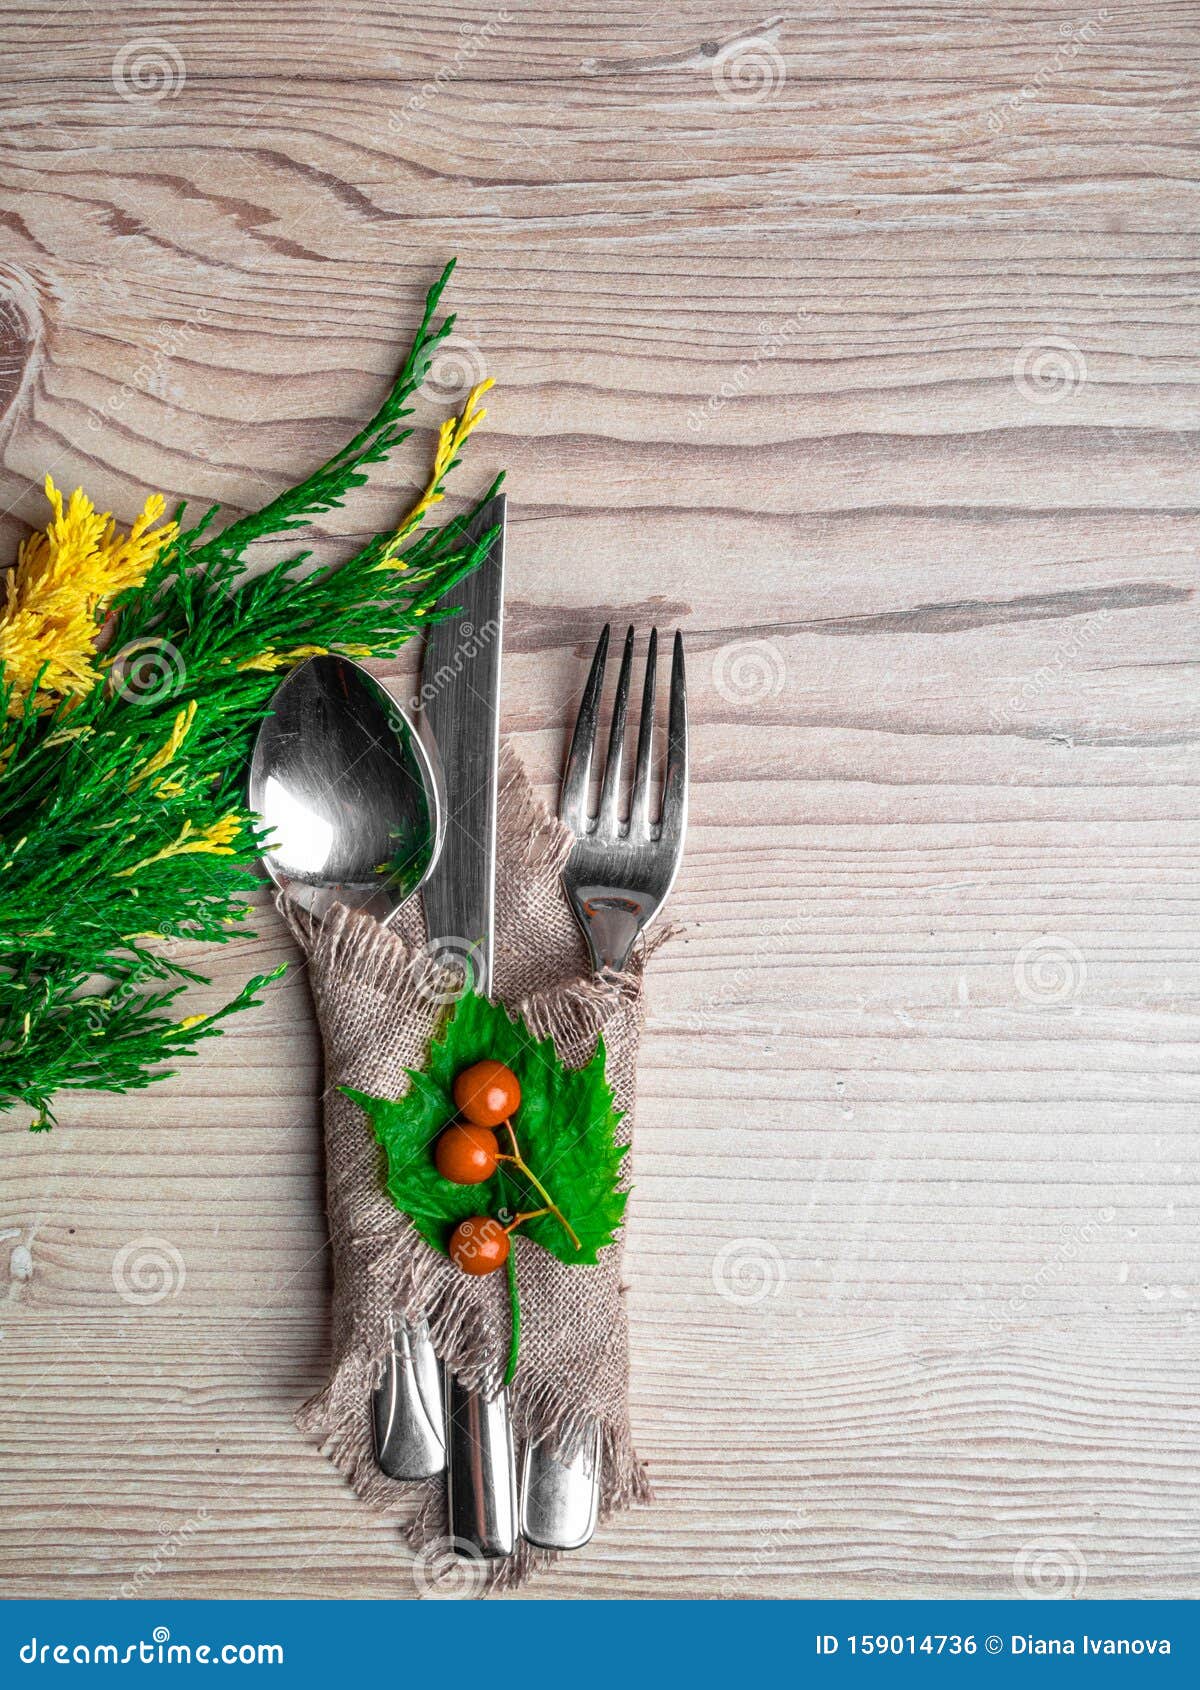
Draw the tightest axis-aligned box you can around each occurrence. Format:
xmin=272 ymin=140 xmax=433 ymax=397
xmin=249 ymin=653 xmax=448 ymax=1480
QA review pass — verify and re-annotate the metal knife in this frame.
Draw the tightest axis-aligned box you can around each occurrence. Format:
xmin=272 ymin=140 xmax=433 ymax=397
xmin=412 ymin=490 xmax=515 ymax=1557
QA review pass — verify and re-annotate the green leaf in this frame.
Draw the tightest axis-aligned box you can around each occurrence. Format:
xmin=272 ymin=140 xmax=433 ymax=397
xmin=343 ymin=992 xmax=628 ymax=1268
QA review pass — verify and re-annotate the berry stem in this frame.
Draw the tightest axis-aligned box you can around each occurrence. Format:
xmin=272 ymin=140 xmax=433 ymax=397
xmin=503 ymin=1252 xmax=520 ymax=1386
xmin=505 ymin=1208 xmax=549 ymax=1230
xmin=498 ymin=1122 xmax=582 ymax=1252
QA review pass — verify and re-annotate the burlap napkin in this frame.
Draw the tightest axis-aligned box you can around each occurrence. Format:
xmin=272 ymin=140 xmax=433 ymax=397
xmin=282 ymin=744 xmax=658 ymax=1592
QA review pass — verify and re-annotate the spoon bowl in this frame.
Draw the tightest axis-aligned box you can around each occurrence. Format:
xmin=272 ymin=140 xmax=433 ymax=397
xmin=249 ymin=654 xmax=443 ymax=923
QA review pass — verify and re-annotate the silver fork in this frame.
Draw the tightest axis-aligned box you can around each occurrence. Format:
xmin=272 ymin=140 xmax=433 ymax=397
xmin=518 ymin=623 xmax=688 ymax=1551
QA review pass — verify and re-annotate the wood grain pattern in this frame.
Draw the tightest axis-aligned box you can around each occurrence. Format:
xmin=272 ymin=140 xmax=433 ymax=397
xmin=1 ymin=0 xmax=1198 ymax=1601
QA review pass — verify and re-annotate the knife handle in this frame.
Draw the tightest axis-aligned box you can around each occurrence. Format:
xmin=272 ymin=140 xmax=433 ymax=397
xmin=519 ymin=1418 xmax=601 ymax=1550
xmin=373 ymin=1320 xmax=446 ymax=1479
xmin=445 ymin=1372 xmax=516 ymax=1558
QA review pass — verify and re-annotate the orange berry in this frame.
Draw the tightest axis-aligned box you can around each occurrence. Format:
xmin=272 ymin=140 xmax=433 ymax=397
xmin=434 ymin=1123 xmax=500 ymax=1185
xmin=448 ymin=1216 xmax=510 ymax=1275
xmin=453 ymin=1060 xmax=520 ymax=1129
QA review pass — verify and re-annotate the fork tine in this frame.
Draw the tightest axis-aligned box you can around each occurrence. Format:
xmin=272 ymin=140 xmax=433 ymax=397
xmin=629 ymin=626 xmax=658 ymax=835
xmin=560 ymin=624 xmax=609 ymax=831
xmin=598 ymin=625 xmax=635 ymax=833
xmin=660 ymin=631 xmax=688 ymax=844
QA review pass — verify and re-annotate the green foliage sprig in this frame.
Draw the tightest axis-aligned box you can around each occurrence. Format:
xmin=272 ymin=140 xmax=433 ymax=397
xmin=0 ymin=260 xmax=502 ymax=1130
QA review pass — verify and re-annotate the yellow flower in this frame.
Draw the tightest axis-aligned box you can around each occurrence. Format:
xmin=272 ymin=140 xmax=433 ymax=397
xmin=0 ymin=475 xmax=177 ymax=714
xmin=117 ymin=812 xmax=241 ymax=877
xmin=375 ymin=379 xmax=494 ymax=572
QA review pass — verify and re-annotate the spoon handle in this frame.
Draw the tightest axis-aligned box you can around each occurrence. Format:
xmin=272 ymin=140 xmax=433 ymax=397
xmin=373 ymin=1320 xmax=445 ymax=1480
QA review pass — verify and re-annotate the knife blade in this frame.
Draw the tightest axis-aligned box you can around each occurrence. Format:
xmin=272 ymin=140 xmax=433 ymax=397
xmin=420 ymin=491 xmax=505 ymax=999
xmin=421 ymin=492 xmax=515 ymax=1559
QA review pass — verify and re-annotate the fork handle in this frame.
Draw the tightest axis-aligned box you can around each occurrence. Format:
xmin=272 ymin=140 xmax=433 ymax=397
xmin=515 ymin=916 xmax=642 ymax=1549
xmin=519 ymin=1419 xmax=601 ymax=1549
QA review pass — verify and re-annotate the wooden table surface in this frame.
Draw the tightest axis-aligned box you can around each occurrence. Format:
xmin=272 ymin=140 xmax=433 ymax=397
xmin=2 ymin=1 xmax=1198 ymax=1601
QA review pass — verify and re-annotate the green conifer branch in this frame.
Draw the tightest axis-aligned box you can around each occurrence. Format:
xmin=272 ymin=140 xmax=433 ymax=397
xmin=0 ymin=261 xmax=500 ymax=1131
